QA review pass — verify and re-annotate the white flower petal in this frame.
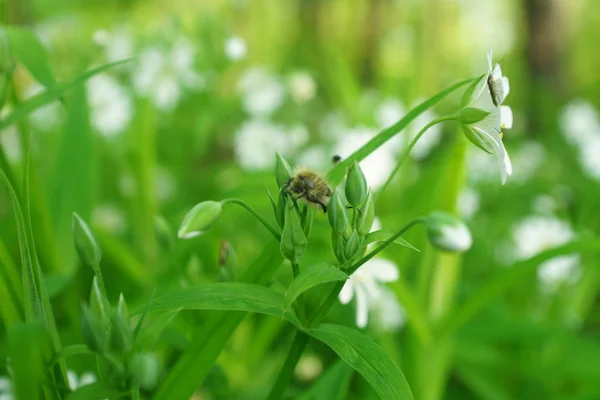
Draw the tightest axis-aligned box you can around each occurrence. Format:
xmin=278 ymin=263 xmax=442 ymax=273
xmin=79 ymin=373 xmax=96 ymax=387
xmin=355 ymin=285 xmax=369 ymax=328
xmin=473 ymin=127 xmax=511 ymax=184
xmin=502 ymin=76 xmax=510 ymax=100
xmin=366 ymin=259 xmax=399 ymax=283
xmin=67 ymin=370 xmax=78 ymax=390
xmin=363 ymin=280 xmax=383 ymax=299
xmin=492 ymin=63 xmax=503 ymax=80
xmin=500 ymin=106 xmax=513 ymax=129
xmin=486 ymin=48 xmax=493 ymax=71
xmin=338 ymin=281 xmax=354 ymax=304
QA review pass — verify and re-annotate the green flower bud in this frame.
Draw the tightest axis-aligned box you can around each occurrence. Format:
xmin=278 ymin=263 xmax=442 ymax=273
xmin=72 ymin=212 xmax=102 ymax=267
xmin=344 ymin=231 xmax=361 ymax=260
xmin=458 ymin=107 xmax=490 ymax=125
xmin=128 ymin=352 xmax=161 ymax=390
xmin=327 ymin=190 xmax=349 ymax=235
xmin=177 ymin=201 xmax=222 ymax=239
xmin=356 ymin=191 xmax=375 ymax=236
xmin=117 ymin=293 xmax=129 ymax=322
xmin=280 ymin=203 xmax=307 ymax=264
xmin=461 ymin=125 xmax=494 ymax=155
xmin=110 ymin=310 xmax=133 ymax=354
xmin=331 ymin=231 xmax=346 ymax=264
xmin=89 ymin=276 xmax=109 ymax=325
xmin=154 ymin=215 xmax=173 ymax=249
xmin=426 ymin=212 xmax=472 ymax=252
xmin=345 ymin=161 xmax=368 ymax=208
xmin=81 ymin=305 xmax=109 ymax=353
xmin=276 ymin=190 xmax=286 ymax=228
xmin=275 ymin=153 xmax=294 ymax=188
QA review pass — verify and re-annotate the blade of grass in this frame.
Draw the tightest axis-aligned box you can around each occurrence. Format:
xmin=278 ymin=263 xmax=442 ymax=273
xmin=0 ymin=235 xmax=25 ymax=325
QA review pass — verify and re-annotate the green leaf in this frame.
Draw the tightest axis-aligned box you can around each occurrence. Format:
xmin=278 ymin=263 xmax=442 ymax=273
xmin=5 ymin=26 xmax=56 ymax=87
xmin=285 ymin=262 xmax=347 ymax=309
xmin=438 ymin=238 xmax=600 ymax=337
xmin=0 ymin=59 xmax=130 ymax=131
xmin=460 ymin=74 xmax=486 ymax=108
xmin=326 ymin=78 xmax=473 ymax=186
xmin=364 ymin=230 xmax=420 ymax=252
xmin=135 ymin=308 xmax=181 ymax=350
xmin=141 ymin=283 xmax=302 ymax=329
xmin=153 ymin=244 xmax=283 ymax=400
xmin=0 ymin=236 xmax=24 ymax=325
xmin=297 ymin=359 xmax=353 ymax=400
xmin=65 ymin=383 xmax=121 ymax=400
xmin=309 ymin=323 xmax=414 ymax=400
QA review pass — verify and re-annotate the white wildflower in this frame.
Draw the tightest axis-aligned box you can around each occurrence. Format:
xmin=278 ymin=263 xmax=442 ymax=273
xmin=369 ymin=286 xmax=406 ymax=332
xmin=237 ymin=67 xmax=284 ymax=116
xmin=92 ymin=204 xmax=127 ymax=235
xmin=234 ymin=119 xmax=288 ymax=170
xmin=224 ymin=36 xmax=247 ymax=61
xmin=458 ymin=187 xmax=480 ymax=220
xmin=288 ymin=72 xmax=316 ymax=104
xmin=532 ymin=194 xmax=557 ymax=215
xmin=294 ymin=354 xmax=323 ymax=382
xmin=23 ymin=83 xmax=63 ymax=131
xmin=339 ymin=258 xmax=399 ymax=328
xmin=67 ymin=370 xmax=97 ymax=390
xmin=559 ymin=99 xmax=600 ymax=147
xmin=87 ymin=74 xmax=133 ymax=137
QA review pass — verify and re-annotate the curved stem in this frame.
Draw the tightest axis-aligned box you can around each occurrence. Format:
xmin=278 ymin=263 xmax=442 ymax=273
xmin=221 ymin=198 xmax=281 ymax=241
xmin=377 ymin=115 xmax=457 ymax=198
xmin=267 ymin=218 xmax=426 ymax=399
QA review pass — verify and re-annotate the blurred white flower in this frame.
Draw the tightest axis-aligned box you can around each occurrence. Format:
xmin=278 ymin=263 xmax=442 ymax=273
xmin=320 ymin=111 xmax=347 ymax=140
xmin=133 ymin=37 xmax=204 ymax=111
xmin=532 ymin=194 xmax=557 ymax=215
xmin=509 ymin=141 xmax=545 ymax=183
xmin=369 ymin=285 xmax=406 ymax=332
xmin=463 ymin=49 xmax=513 ymax=184
xmin=93 ymin=27 xmax=134 ymax=63
xmin=234 ymin=119 xmax=287 ymax=170
xmin=238 ymin=67 xmax=284 ymax=116
xmin=339 ymin=258 xmax=399 ymax=328
xmin=92 ymin=204 xmax=127 ymax=235
xmin=578 ymin=135 xmax=600 ymax=181
xmin=288 ymin=72 xmax=316 ymax=104
xmin=225 ymin=36 xmax=247 ymax=61
xmin=334 ymin=126 xmax=396 ymax=189
xmin=87 ymin=74 xmax=133 ymax=137
xmin=0 ymin=376 xmax=13 ymax=400
xmin=512 ymin=216 xmax=580 ymax=290
xmin=67 ymin=370 xmax=96 ymax=390
xmin=24 ymin=83 xmax=63 ymax=131
xmin=559 ymin=99 xmax=600 ymax=147
xmin=294 ymin=354 xmax=323 ymax=382
xmin=297 ymin=146 xmax=330 ymax=170
xmin=408 ymin=108 xmax=442 ymax=160
xmin=458 ymin=187 xmax=480 ymax=220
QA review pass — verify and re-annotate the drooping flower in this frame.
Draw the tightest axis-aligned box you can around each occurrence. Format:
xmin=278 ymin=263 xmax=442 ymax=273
xmin=461 ymin=49 xmax=513 ymax=184
xmin=512 ymin=216 xmax=580 ymax=290
xmin=338 ymin=258 xmax=400 ymax=328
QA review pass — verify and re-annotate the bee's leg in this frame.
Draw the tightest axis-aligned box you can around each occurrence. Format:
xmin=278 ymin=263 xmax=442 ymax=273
xmin=281 ymin=178 xmax=292 ymax=192
xmin=345 ymin=205 xmax=362 ymax=215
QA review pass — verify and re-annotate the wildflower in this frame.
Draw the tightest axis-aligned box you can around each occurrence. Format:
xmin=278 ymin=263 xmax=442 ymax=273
xmin=338 ymin=258 xmax=399 ymax=328
xmin=559 ymin=99 xmax=600 ymax=147
xmin=92 ymin=204 xmax=127 ymax=235
xmin=93 ymin=27 xmax=134 ymax=64
xmin=87 ymin=74 xmax=133 ymax=137
xmin=512 ymin=216 xmax=580 ymax=290
xmin=224 ymin=36 xmax=247 ymax=61
xmin=67 ymin=370 xmax=96 ymax=390
xmin=294 ymin=354 xmax=323 ymax=382
xmin=133 ymin=37 xmax=204 ymax=111
xmin=461 ymin=49 xmax=513 ymax=184
xmin=288 ymin=72 xmax=316 ymax=104
xmin=237 ymin=67 xmax=284 ymax=116
xmin=426 ymin=212 xmax=472 ymax=252
xmin=532 ymin=195 xmax=557 ymax=215
xmin=369 ymin=286 xmax=406 ymax=332
xmin=509 ymin=141 xmax=545 ymax=183
xmin=458 ymin=187 xmax=480 ymax=220
xmin=0 ymin=376 xmax=13 ymax=400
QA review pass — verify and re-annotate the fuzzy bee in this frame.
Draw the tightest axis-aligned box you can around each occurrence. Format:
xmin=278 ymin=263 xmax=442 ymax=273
xmin=282 ymin=168 xmax=332 ymax=213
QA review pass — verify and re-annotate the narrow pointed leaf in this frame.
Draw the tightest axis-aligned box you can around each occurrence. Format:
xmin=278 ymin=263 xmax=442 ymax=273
xmin=364 ymin=230 xmax=420 ymax=252
xmin=285 ymin=262 xmax=348 ymax=309
xmin=6 ymin=26 xmax=56 ymax=87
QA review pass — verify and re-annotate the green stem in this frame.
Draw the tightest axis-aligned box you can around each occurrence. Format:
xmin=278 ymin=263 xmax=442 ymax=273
xmin=377 ymin=115 xmax=457 ymax=198
xmin=291 ymin=262 xmax=306 ymax=323
xmin=267 ymin=218 xmax=425 ymax=399
xmin=221 ymin=198 xmax=281 ymax=241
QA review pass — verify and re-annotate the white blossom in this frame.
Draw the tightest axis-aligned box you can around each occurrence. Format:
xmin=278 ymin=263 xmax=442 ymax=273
xmin=458 ymin=187 xmax=480 ymax=220
xmin=224 ymin=36 xmax=247 ymax=61
xmin=93 ymin=27 xmax=134 ymax=64
xmin=67 ymin=370 xmax=97 ymax=390
xmin=92 ymin=204 xmax=127 ymax=234
xmin=87 ymin=74 xmax=133 ymax=137
xmin=234 ymin=119 xmax=296 ymax=170
xmin=512 ymin=216 xmax=580 ymax=290
xmin=369 ymin=286 xmax=406 ymax=332
xmin=23 ymin=83 xmax=63 ymax=131
xmin=339 ymin=258 xmax=400 ymax=328
xmin=288 ymin=72 xmax=316 ymax=104
xmin=294 ymin=354 xmax=323 ymax=382
xmin=0 ymin=376 xmax=13 ymax=400
xmin=237 ymin=67 xmax=284 ymax=116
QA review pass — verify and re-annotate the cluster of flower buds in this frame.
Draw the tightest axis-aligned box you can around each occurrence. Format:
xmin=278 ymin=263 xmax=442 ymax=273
xmin=72 ymin=214 xmax=161 ymax=391
xmin=329 ymin=162 xmax=374 ymax=266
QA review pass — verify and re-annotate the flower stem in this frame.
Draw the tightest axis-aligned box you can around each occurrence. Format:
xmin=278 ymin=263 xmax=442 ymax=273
xmin=266 ymin=218 xmax=425 ymax=399
xmin=221 ymin=198 xmax=281 ymax=241
xmin=377 ymin=114 xmax=457 ymax=198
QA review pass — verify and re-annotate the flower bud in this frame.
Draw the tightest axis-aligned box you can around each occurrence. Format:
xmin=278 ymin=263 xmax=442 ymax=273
xmin=327 ymin=190 xmax=349 ymax=235
xmin=345 ymin=162 xmax=368 ymax=208
xmin=331 ymin=231 xmax=346 ymax=263
xmin=280 ymin=203 xmax=307 ymax=264
xmin=344 ymin=231 xmax=361 ymax=260
xmin=81 ymin=305 xmax=109 ymax=353
xmin=117 ymin=293 xmax=129 ymax=322
xmin=89 ymin=276 xmax=109 ymax=325
xmin=154 ymin=215 xmax=173 ymax=249
xmin=275 ymin=190 xmax=286 ymax=228
xmin=425 ymin=212 xmax=472 ymax=252
xmin=275 ymin=153 xmax=293 ymax=188
xmin=458 ymin=107 xmax=490 ymax=125
xmin=177 ymin=201 xmax=222 ymax=239
xmin=72 ymin=212 xmax=102 ymax=267
xmin=128 ymin=352 xmax=161 ymax=390
xmin=356 ymin=191 xmax=375 ymax=236
xmin=110 ymin=310 xmax=133 ymax=354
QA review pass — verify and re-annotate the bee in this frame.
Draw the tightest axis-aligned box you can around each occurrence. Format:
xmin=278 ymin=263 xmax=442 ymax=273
xmin=282 ymin=168 xmax=332 ymax=213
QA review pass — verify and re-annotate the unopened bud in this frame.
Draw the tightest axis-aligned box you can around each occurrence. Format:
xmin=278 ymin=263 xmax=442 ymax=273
xmin=280 ymin=203 xmax=307 ymax=264
xmin=72 ymin=212 xmax=102 ymax=267
xmin=177 ymin=201 xmax=222 ymax=239
xmin=345 ymin=162 xmax=368 ymax=208
xmin=327 ymin=190 xmax=349 ymax=235
xmin=275 ymin=153 xmax=294 ymax=188
xmin=426 ymin=212 xmax=472 ymax=252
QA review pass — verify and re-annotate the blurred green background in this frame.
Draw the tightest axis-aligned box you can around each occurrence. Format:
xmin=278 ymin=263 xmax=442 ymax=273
xmin=1 ymin=0 xmax=600 ymax=399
